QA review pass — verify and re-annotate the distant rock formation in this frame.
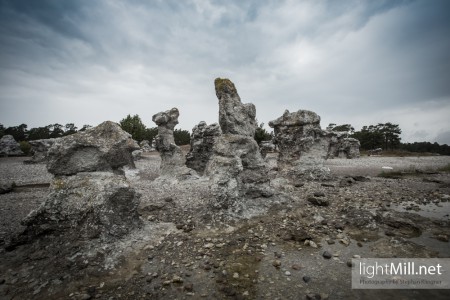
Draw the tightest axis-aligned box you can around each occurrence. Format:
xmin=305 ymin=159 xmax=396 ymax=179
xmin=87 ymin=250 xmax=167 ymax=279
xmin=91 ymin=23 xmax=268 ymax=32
xmin=153 ymin=108 xmax=196 ymax=179
xmin=205 ymin=78 xmax=272 ymax=209
xmin=186 ymin=121 xmax=221 ymax=175
xmin=25 ymin=138 xmax=57 ymax=164
xmin=0 ymin=135 xmax=23 ymax=156
xmin=327 ymin=132 xmax=360 ymax=159
xmin=269 ymin=109 xmax=331 ymax=181
xmin=46 ymin=121 xmax=139 ymax=175
xmin=139 ymin=139 xmax=153 ymax=152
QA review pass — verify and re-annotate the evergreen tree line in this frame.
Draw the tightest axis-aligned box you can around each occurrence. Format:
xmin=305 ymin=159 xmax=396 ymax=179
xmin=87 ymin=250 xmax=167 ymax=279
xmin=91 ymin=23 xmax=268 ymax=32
xmin=0 ymin=115 xmax=191 ymax=147
xmin=328 ymin=123 xmax=449 ymax=155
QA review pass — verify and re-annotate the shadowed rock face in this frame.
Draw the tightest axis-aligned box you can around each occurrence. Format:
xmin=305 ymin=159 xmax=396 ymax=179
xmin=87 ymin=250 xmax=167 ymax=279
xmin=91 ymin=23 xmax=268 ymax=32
xmin=186 ymin=121 xmax=221 ymax=175
xmin=46 ymin=121 xmax=139 ymax=175
xmin=20 ymin=172 xmax=141 ymax=241
xmin=152 ymin=108 xmax=188 ymax=176
xmin=0 ymin=135 xmax=23 ymax=156
xmin=215 ymin=78 xmax=257 ymax=137
xmin=269 ymin=109 xmax=331 ymax=181
xmin=206 ymin=79 xmax=272 ymax=209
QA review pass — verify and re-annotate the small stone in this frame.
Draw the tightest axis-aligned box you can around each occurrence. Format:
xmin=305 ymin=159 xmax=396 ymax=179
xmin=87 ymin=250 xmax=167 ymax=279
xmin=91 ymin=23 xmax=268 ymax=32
xmin=233 ymin=272 xmax=240 ymax=279
xmin=303 ymin=276 xmax=311 ymax=283
xmin=435 ymin=234 xmax=449 ymax=242
xmin=309 ymin=241 xmax=318 ymax=248
xmin=322 ymin=251 xmax=332 ymax=259
xmin=352 ymin=255 xmax=361 ymax=259
xmin=347 ymin=260 xmax=354 ymax=267
xmin=272 ymin=260 xmax=281 ymax=268
xmin=314 ymin=191 xmax=325 ymax=197
xmin=204 ymin=243 xmax=214 ymax=249
xmin=285 ymin=271 xmax=291 ymax=276
xmin=326 ymin=239 xmax=335 ymax=245
xmin=79 ymin=294 xmax=92 ymax=300
xmin=172 ymin=275 xmax=183 ymax=283
xmin=291 ymin=264 xmax=301 ymax=270
xmin=184 ymin=283 xmax=194 ymax=292
xmin=357 ymin=242 xmax=363 ymax=247
xmin=274 ymin=252 xmax=282 ymax=258
xmin=306 ymin=293 xmax=321 ymax=300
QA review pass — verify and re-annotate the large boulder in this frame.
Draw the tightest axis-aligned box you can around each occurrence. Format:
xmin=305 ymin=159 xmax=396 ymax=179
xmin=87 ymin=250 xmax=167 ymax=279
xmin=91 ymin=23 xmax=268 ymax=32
xmin=19 ymin=172 xmax=141 ymax=242
xmin=46 ymin=121 xmax=139 ymax=175
xmin=206 ymin=79 xmax=272 ymax=209
xmin=185 ymin=121 xmax=221 ymax=175
xmin=269 ymin=109 xmax=331 ymax=181
xmin=152 ymin=108 xmax=195 ymax=178
xmin=26 ymin=138 xmax=58 ymax=164
xmin=215 ymin=78 xmax=257 ymax=137
xmin=0 ymin=135 xmax=23 ymax=156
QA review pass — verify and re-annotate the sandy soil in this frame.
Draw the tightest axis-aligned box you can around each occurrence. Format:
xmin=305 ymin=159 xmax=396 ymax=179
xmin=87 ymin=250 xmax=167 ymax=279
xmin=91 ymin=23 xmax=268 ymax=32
xmin=0 ymin=154 xmax=450 ymax=299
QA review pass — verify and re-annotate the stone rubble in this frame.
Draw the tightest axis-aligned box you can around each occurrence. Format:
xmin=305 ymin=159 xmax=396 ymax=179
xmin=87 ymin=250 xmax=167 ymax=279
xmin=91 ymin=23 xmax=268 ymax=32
xmin=0 ymin=135 xmax=23 ymax=156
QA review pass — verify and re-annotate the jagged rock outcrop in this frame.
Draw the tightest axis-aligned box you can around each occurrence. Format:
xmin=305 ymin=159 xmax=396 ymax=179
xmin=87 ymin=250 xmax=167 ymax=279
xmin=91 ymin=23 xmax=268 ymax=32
xmin=215 ymin=78 xmax=257 ymax=137
xmin=259 ymin=140 xmax=277 ymax=158
xmin=19 ymin=172 xmax=141 ymax=242
xmin=46 ymin=121 xmax=139 ymax=175
xmin=269 ymin=109 xmax=330 ymax=181
xmin=327 ymin=133 xmax=360 ymax=159
xmin=26 ymin=138 xmax=57 ymax=164
xmin=0 ymin=135 xmax=23 ymax=156
xmin=8 ymin=122 xmax=142 ymax=249
xmin=153 ymin=108 xmax=195 ymax=178
xmin=186 ymin=121 xmax=221 ymax=175
xmin=205 ymin=79 xmax=272 ymax=209
xmin=140 ymin=139 xmax=153 ymax=152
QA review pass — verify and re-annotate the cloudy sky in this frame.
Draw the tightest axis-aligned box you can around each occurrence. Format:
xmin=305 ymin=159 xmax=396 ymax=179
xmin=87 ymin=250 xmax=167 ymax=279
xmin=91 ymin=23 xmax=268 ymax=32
xmin=1 ymin=0 xmax=449 ymax=144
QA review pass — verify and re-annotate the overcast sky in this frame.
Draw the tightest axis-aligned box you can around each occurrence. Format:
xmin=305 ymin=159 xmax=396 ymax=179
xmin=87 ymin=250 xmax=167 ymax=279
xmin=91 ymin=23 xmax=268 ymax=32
xmin=1 ymin=0 xmax=449 ymax=144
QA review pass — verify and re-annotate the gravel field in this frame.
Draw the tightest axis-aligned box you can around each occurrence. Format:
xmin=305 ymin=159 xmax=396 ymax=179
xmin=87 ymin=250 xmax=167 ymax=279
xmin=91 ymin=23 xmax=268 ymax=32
xmin=1 ymin=154 xmax=450 ymax=299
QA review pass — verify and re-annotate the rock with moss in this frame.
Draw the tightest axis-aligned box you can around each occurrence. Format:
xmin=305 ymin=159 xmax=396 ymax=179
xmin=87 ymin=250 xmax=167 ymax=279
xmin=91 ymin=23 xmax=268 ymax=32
xmin=215 ymin=78 xmax=257 ymax=137
xmin=46 ymin=121 xmax=139 ymax=175
xmin=0 ymin=135 xmax=23 ymax=156
xmin=15 ymin=172 xmax=141 ymax=245
xmin=269 ymin=109 xmax=331 ymax=181
xmin=206 ymin=79 xmax=272 ymax=209
xmin=186 ymin=121 xmax=221 ymax=175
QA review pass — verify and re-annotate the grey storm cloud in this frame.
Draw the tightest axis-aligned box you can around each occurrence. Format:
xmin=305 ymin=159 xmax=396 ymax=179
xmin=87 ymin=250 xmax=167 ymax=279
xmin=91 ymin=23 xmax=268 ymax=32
xmin=0 ymin=0 xmax=449 ymax=144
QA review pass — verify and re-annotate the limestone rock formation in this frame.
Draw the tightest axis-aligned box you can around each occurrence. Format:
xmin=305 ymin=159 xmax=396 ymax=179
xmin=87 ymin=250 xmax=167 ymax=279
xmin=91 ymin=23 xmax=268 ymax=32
xmin=26 ymin=138 xmax=57 ymax=164
xmin=206 ymin=79 xmax=272 ymax=209
xmin=21 ymin=172 xmax=141 ymax=241
xmin=185 ymin=121 xmax=221 ymax=175
xmin=259 ymin=140 xmax=277 ymax=158
xmin=269 ymin=109 xmax=330 ymax=181
xmin=327 ymin=133 xmax=360 ymax=159
xmin=152 ymin=108 xmax=195 ymax=178
xmin=0 ymin=135 xmax=23 ymax=156
xmin=46 ymin=121 xmax=139 ymax=175
xmin=139 ymin=139 xmax=153 ymax=152
xmin=215 ymin=78 xmax=257 ymax=137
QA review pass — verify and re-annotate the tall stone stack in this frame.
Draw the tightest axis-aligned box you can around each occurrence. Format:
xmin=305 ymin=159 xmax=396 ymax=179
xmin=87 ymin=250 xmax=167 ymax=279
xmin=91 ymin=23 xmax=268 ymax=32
xmin=13 ymin=121 xmax=142 ymax=246
xmin=152 ymin=107 xmax=195 ymax=178
xmin=269 ymin=109 xmax=331 ymax=181
xmin=205 ymin=78 xmax=272 ymax=209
